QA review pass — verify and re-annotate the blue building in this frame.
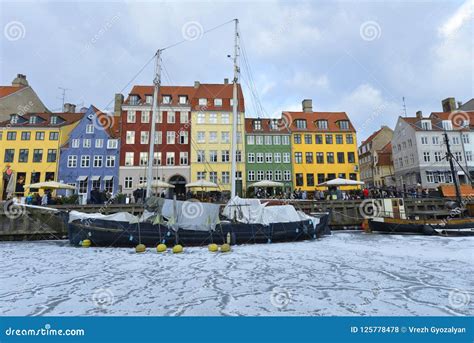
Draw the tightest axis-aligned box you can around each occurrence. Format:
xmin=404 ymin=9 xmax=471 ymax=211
xmin=58 ymin=105 xmax=120 ymax=203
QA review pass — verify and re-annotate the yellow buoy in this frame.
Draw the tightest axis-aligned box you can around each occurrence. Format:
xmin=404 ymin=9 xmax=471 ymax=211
xmin=156 ymin=243 xmax=167 ymax=253
xmin=81 ymin=239 xmax=91 ymax=247
xmin=135 ymin=244 xmax=146 ymax=253
xmin=220 ymin=243 xmax=231 ymax=253
xmin=208 ymin=243 xmax=218 ymax=252
xmin=172 ymin=244 xmax=183 ymax=254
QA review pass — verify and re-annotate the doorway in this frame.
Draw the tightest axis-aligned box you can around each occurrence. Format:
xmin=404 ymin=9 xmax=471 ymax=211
xmin=168 ymin=175 xmax=187 ymax=199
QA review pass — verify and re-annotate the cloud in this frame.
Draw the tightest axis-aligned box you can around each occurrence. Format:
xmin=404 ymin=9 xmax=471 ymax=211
xmin=438 ymin=0 xmax=473 ymax=38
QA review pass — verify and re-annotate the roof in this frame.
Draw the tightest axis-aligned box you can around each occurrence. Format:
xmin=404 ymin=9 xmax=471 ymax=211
xmin=361 ymin=128 xmax=382 ymax=145
xmin=401 ymin=111 xmax=474 ymax=131
xmin=90 ymin=105 xmax=121 ymax=138
xmin=376 ymin=142 xmax=392 ymax=166
xmin=282 ymin=111 xmax=356 ymax=132
xmin=125 ymin=85 xmax=197 ymax=107
xmin=0 ymin=112 xmax=84 ymax=128
xmin=244 ymin=117 xmax=291 ymax=134
xmin=0 ymin=85 xmax=25 ymax=98
xmin=191 ymin=83 xmax=245 ymax=112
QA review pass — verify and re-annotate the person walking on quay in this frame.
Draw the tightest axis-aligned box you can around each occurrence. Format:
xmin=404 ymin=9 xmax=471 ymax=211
xmin=362 ymin=188 xmax=369 ymax=199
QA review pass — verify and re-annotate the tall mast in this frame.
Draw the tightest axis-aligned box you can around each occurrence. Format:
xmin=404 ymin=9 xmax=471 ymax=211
xmin=444 ymin=131 xmax=463 ymax=209
xmin=147 ymin=49 xmax=162 ymax=198
xmin=230 ymin=18 xmax=240 ymax=198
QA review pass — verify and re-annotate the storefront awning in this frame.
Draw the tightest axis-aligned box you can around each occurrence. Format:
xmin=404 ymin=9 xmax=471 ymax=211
xmin=91 ymin=175 xmax=101 ymax=181
xmin=76 ymin=176 xmax=88 ymax=181
xmin=103 ymin=175 xmax=114 ymax=181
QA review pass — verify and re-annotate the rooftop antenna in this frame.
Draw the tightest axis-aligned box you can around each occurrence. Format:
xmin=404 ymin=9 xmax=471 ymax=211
xmin=402 ymin=96 xmax=407 ymax=117
xmin=58 ymin=87 xmax=71 ymax=110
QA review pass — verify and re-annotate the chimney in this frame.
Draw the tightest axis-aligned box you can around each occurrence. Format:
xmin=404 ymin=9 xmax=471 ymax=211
xmin=63 ymin=103 xmax=76 ymax=113
xmin=416 ymin=110 xmax=423 ymax=119
xmin=114 ymin=93 xmax=124 ymax=117
xmin=224 ymin=78 xmax=229 ymax=85
xmin=194 ymin=81 xmax=200 ymax=88
xmin=12 ymin=74 xmax=29 ymax=87
xmin=457 ymin=101 xmax=463 ymax=109
xmin=302 ymin=99 xmax=313 ymax=113
xmin=442 ymin=97 xmax=456 ymax=112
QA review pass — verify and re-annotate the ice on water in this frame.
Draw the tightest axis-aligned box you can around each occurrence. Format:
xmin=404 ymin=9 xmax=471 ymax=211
xmin=0 ymin=232 xmax=472 ymax=316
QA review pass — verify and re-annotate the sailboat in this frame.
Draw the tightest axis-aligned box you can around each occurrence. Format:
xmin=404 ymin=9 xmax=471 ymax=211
xmin=67 ymin=19 xmax=330 ymax=248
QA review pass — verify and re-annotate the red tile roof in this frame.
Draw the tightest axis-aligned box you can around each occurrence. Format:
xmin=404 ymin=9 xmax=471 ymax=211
xmin=376 ymin=142 xmax=392 ymax=166
xmin=0 ymin=85 xmax=25 ymax=98
xmin=91 ymin=105 xmax=121 ymax=138
xmin=282 ymin=111 xmax=356 ymax=132
xmin=125 ymin=85 xmax=197 ymax=107
xmin=244 ymin=117 xmax=291 ymax=134
xmin=0 ymin=112 xmax=84 ymax=128
xmin=191 ymin=83 xmax=245 ymax=112
xmin=361 ymin=128 xmax=382 ymax=145
xmin=401 ymin=111 xmax=474 ymax=131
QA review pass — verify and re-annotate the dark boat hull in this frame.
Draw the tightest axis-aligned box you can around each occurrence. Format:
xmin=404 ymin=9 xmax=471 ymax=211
xmin=368 ymin=218 xmax=474 ymax=237
xmin=68 ymin=214 xmax=330 ymax=247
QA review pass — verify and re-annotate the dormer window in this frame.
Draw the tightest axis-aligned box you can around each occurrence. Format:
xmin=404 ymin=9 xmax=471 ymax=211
xmin=295 ymin=119 xmax=307 ymax=129
xmin=199 ymin=98 xmax=207 ymax=106
xmin=129 ymin=95 xmax=139 ymax=105
xmin=253 ymin=119 xmax=262 ymax=131
xmin=338 ymin=120 xmax=349 ymax=130
xmin=162 ymin=95 xmax=171 ymax=104
xmin=29 ymin=116 xmax=37 ymax=124
xmin=269 ymin=119 xmax=279 ymax=130
xmin=11 ymin=114 xmax=19 ymax=124
xmin=316 ymin=120 xmax=328 ymax=130
xmin=145 ymin=95 xmax=153 ymax=104
xmin=214 ymin=98 xmax=223 ymax=107
xmin=179 ymin=95 xmax=188 ymax=104
xmin=421 ymin=120 xmax=432 ymax=130
xmin=51 ymin=116 xmax=58 ymax=125
xmin=442 ymin=120 xmax=452 ymax=130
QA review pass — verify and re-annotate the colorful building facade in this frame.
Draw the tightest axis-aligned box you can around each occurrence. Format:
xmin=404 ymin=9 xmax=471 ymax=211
xmin=285 ymin=99 xmax=359 ymax=191
xmin=57 ymin=105 xmax=120 ymax=202
xmin=245 ymin=117 xmax=293 ymax=194
xmin=119 ymin=85 xmax=195 ymax=196
xmin=190 ymin=81 xmax=246 ymax=196
xmin=0 ymin=112 xmax=83 ymax=199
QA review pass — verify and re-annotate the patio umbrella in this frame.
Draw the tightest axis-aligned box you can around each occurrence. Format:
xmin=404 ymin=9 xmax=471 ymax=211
xmin=317 ymin=178 xmax=364 ymax=187
xmin=25 ymin=181 xmax=76 ymax=190
xmin=137 ymin=180 xmax=175 ymax=189
xmin=185 ymin=180 xmax=219 ymax=188
xmin=249 ymin=180 xmax=284 ymax=188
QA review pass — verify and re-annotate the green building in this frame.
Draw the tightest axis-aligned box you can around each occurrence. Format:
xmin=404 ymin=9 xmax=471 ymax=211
xmin=244 ymin=118 xmax=293 ymax=196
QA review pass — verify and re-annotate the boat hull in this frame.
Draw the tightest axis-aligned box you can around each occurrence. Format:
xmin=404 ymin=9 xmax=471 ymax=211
xmin=68 ymin=214 xmax=330 ymax=247
xmin=368 ymin=218 xmax=474 ymax=237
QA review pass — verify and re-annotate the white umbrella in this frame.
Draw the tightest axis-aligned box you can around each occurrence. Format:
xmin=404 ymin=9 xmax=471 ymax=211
xmin=317 ymin=178 xmax=364 ymax=187
xmin=137 ymin=180 xmax=175 ymax=189
xmin=185 ymin=180 xmax=219 ymax=188
xmin=249 ymin=180 xmax=284 ymax=188
xmin=25 ymin=181 xmax=76 ymax=190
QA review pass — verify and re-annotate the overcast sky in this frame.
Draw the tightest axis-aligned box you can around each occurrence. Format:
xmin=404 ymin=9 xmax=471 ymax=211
xmin=1 ymin=0 xmax=472 ymax=141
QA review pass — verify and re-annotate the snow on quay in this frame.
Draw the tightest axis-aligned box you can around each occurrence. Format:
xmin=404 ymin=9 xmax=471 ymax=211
xmin=0 ymin=232 xmax=472 ymax=316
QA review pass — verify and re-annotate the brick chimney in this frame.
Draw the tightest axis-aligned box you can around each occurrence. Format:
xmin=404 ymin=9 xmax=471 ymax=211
xmin=63 ymin=103 xmax=76 ymax=113
xmin=194 ymin=81 xmax=200 ymax=88
xmin=114 ymin=93 xmax=124 ymax=117
xmin=416 ymin=110 xmax=423 ymax=119
xmin=224 ymin=78 xmax=229 ymax=85
xmin=302 ymin=99 xmax=312 ymax=113
xmin=12 ymin=74 xmax=29 ymax=87
xmin=442 ymin=97 xmax=457 ymax=112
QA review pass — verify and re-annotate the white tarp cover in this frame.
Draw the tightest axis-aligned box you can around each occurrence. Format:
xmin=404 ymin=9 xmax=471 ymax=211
xmin=161 ymin=199 xmax=221 ymax=231
xmin=69 ymin=210 xmax=139 ymax=224
xmin=222 ymin=196 xmax=317 ymax=226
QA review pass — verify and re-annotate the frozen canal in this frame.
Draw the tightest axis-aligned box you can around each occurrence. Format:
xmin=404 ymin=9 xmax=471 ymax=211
xmin=0 ymin=232 xmax=472 ymax=316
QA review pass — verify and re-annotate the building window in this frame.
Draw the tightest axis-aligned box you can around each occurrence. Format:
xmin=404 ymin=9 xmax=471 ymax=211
xmin=167 ymin=111 xmax=175 ymax=123
xmin=197 ymin=131 xmax=205 ymax=143
xmin=106 ymin=155 xmax=116 ymax=167
xmin=432 ymin=136 xmax=439 ymax=145
xmin=452 ymin=136 xmax=460 ymax=145
xmin=221 ymin=113 xmax=230 ymax=124
xmin=264 ymin=153 xmax=272 ymax=163
xmin=348 ymin=152 xmax=355 ymax=163
xmin=315 ymin=134 xmax=323 ymax=144
xmin=265 ymin=170 xmax=273 ymax=180
xmin=209 ymin=150 xmax=218 ymax=162
xmin=207 ymin=171 xmax=217 ymax=184
xmin=462 ymin=134 xmax=470 ymax=144
xmin=79 ymin=179 xmax=88 ymax=194
xmin=274 ymin=170 xmax=282 ymax=181
xmin=305 ymin=152 xmax=313 ymax=164
xmin=236 ymin=150 xmax=242 ymax=163
xmin=282 ymin=136 xmax=290 ymax=145
xmin=327 ymin=152 xmax=334 ymax=164
xmin=93 ymin=155 xmax=103 ymax=167
xmin=126 ymin=131 xmax=135 ymax=144
xmin=294 ymin=152 xmax=303 ymax=164
xmin=4 ymin=149 xmax=14 ymax=162
xmin=166 ymin=152 xmax=175 ymax=165
xmin=167 ymin=131 xmax=175 ymax=144
xmin=421 ymin=120 xmax=432 ymax=130
xmin=272 ymin=136 xmax=281 ymax=145
xmin=70 ymin=139 xmax=79 ymax=148
xmin=212 ymin=98 xmax=222 ymax=107
xmin=284 ymin=170 xmax=291 ymax=181
xmin=83 ymin=139 xmax=91 ymax=148
xmin=95 ymin=139 xmax=104 ymax=148
xmin=180 ymin=111 xmax=189 ymax=124
xmin=125 ymin=152 xmax=134 ymax=166
xmin=179 ymin=131 xmax=188 ymax=144
xmin=349 ymin=173 xmax=357 ymax=181
xmin=454 ymin=151 xmax=463 ymax=161
xmin=36 ymin=132 xmax=44 ymax=140
xmin=141 ymin=111 xmax=150 ymax=123
xmin=317 ymin=173 xmax=325 ymax=185
xmin=180 ymin=152 xmax=188 ymax=165
xmin=254 ymin=135 xmax=262 ymax=145
xmin=426 ymin=171 xmax=435 ymax=183
xmin=140 ymin=131 xmax=149 ymax=144
xmin=294 ymin=134 xmax=301 ymax=144
xmin=127 ymin=110 xmax=136 ymax=123
xmin=221 ymin=172 xmax=230 ymax=184
xmin=295 ymin=119 xmax=307 ymax=129
xmin=337 ymin=152 xmax=345 ymax=163
xmin=104 ymin=178 xmax=114 ymax=193
xmin=307 ymin=173 xmax=314 ymax=187
xmin=124 ymin=176 xmax=133 ymax=189
xmin=274 ymin=153 xmax=281 ymax=163
xmin=197 ymin=171 xmax=206 ymax=180
xmin=421 ymin=136 xmax=428 ymax=144
xmin=21 ymin=132 xmax=30 ymax=140
xmin=197 ymin=150 xmax=205 ymax=163
xmin=248 ymin=170 xmax=255 ymax=181
xmin=315 ymin=152 xmax=323 ymax=164
xmin=209 ymin=131 xmax=218 ymax=143
xmin=33 ymin=149 xmax=43 ymax=163
xmin=221 ymin=150 xmax=230 ymax=162
xmin=423 ymin=152 xmax=430 ymax=162
xmin=466 ymin=151 xmax=472 ymax=162
xmin=264 ymin=136 xmax=272 ymax=145
xmin=81 ymin=155 xmax=90 ymax=168
xmin=153 ymin=152 xmax=161 ymax=165
xmin=248 ymin=153 xmax=255 ymax=163
xmin=178 ymin=95 xmax=187 ymax=104
xmin=208 ymin=113 xmax=217 ymax=124
xmin=47 ymin=149 xmax=57 ymax=162
xmin=107 ymin=139 xmax=118 ymax=149
xmin=335 ymin=134 xmax=343 ymax=144
xmin=295 ymin=173 xmax=304 ymax=186
xmin=338 ymin=120 xmax=349 ymax=130
xmin=18 ymin=149 xmax=28 ymax=163
xmin=198 ymin=98 xmax=207 ymax=106
xmin=67 ymin=155 xmax=77 ymax=168
xmin=316 ymin=120 xmax=328 ymax=130
xmin=257 ymin=170 xmax=264 ymax=181
xmin=434 ymin=151 xmax=442 ymax=162
xmin=162 ymin=95 xmax=171 ymax=104
xmin=86 ymin=124 xmax=94 ymax=134
xmin=139 ymin=152 xmax=148 ymax=166
xmin=304 ymin=134 xmax=312 ymax=144
xmin=283 ymin=153 xmax=290 ymax=163
xmin=197 ymin=113 xmax=205 ymax=124
xmin=325 ymin=134 xmax=333 ymax=144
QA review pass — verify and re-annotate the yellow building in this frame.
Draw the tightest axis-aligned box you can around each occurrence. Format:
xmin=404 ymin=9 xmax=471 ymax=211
xmin=285 ymin=99 xmax=359 ymax=191
xmin=0 ymin=112 xmax=83 ymax=199
xmin=190 ymin=82 xmax=246 ymax=195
